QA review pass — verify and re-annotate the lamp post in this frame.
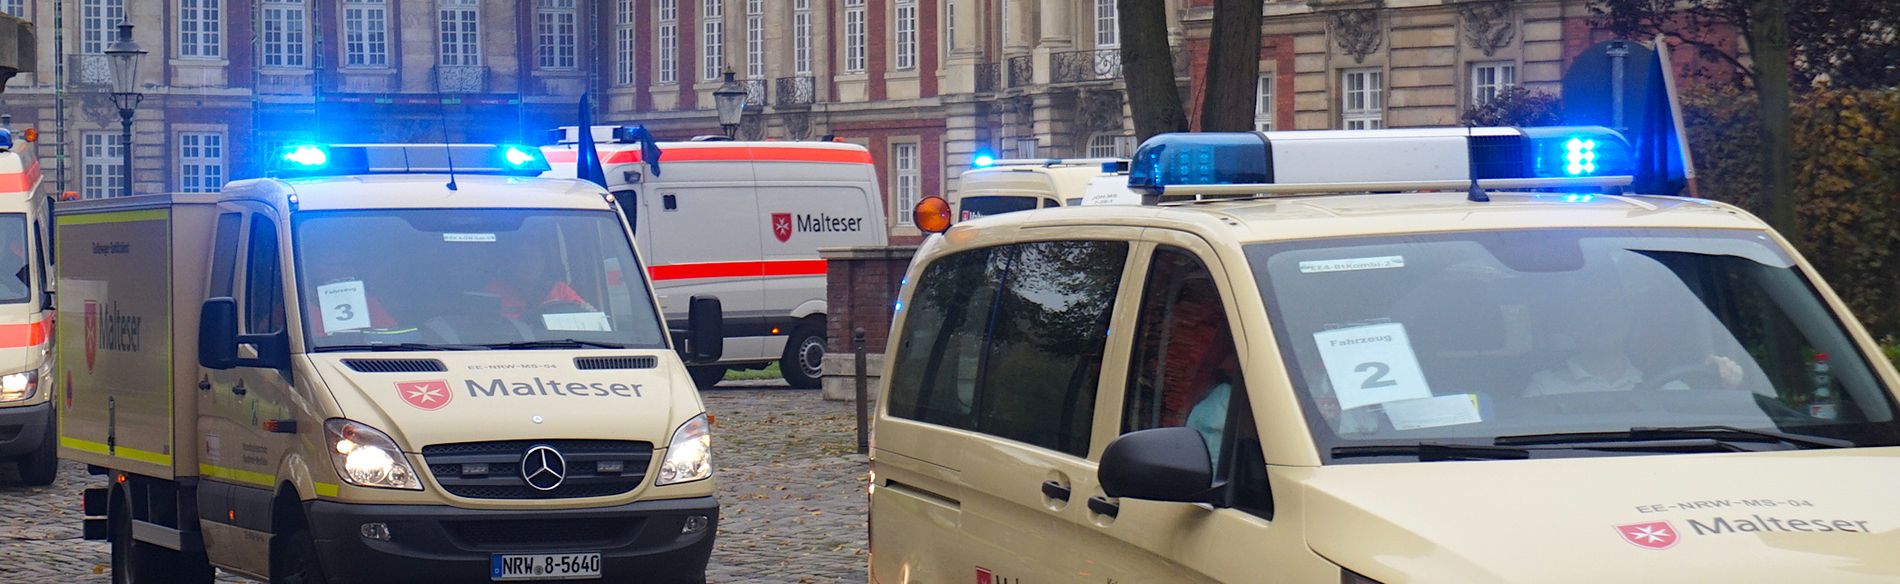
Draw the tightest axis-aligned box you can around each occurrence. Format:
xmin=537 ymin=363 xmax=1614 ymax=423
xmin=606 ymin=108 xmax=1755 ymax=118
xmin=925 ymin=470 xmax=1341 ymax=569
xmin=712 ymin=68 xmax=747 ymax=140
xmin=104 ymin=22 xmax=145 ymax=197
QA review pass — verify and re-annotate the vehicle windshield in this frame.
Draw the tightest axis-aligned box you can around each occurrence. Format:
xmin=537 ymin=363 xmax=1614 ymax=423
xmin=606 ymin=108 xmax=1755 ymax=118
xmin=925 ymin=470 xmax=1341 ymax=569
xmin=1248 ymin=228 xmax=1900 ymax=462
xmin=958 ymin=195 xmax=1041 ymax=221
xmin=0 ymin=214 xmax=26 ymax=304
xmin=295 ymin=209 xmax=667 ymax=350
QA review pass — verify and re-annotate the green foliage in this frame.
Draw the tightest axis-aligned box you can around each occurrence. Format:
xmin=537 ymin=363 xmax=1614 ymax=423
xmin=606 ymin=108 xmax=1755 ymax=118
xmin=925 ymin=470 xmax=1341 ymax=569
xmin=1885 ymin=342 xmax=1899 ymax=370
xmin=1460 ymin=87 xmax=1566 ymax=127
xmin=1680 ymin=85 xmax=1900 ymax=338
xmin=1590 ymin=0 xmax=1900 ymax=89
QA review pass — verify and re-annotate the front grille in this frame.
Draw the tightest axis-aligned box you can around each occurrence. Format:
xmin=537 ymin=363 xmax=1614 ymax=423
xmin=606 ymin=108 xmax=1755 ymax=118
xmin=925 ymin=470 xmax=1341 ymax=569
xmin=447 ymin=517 xmax=643 ymax=550
xmin=574 ymin=356 xmax=658 ymax=370
xmin=342 ymin=358 xmax=447 ymax=373
xmin=421 ymin=440 xmax=653 ymax=500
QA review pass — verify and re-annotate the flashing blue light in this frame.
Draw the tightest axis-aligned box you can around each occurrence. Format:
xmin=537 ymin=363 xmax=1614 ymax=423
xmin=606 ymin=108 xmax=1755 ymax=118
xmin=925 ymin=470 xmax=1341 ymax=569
xmin=1519 ymin=126 xmax=1632 ymax=179
xmin=1126 ymin=132 xmax=1271 ymax=194
xmin=1562 ymin=193 xmax=1596 ymax=203
xmin=893 ymin=300 xmax=904 ymax=312
xmin=0 ymin=129 xmax=13 ymax=151
xmin=283 ymin=145 xmax=330 ymax=167
xmin=502 ymin=145 xmax=537 ymax=167
xmin=973 ymin=154 xmax=996 ymax=168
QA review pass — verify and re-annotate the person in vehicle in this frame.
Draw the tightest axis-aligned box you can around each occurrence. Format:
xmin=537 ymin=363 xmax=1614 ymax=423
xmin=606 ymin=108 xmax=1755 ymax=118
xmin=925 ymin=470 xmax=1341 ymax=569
xmin=486 ymin=243 xmax=593 ymax=320
xmin=1187 ymin=342 xmax=1240 ymax=465
xmin=1524 ymin=300 xmax=1744 ymax=397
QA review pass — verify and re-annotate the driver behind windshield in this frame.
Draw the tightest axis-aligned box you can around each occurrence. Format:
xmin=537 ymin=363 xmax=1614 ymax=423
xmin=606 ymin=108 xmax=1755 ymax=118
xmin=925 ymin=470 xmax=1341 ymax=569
xmin=485 ymin=243 xmax=594 ymax=320
xmin=1523 ymin=288 xmax=1745 ymax=397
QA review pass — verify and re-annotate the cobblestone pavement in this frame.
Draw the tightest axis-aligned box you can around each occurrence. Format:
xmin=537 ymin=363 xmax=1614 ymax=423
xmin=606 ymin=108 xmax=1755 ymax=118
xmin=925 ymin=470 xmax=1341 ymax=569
xmin=0 ymin=384 xmax=870 ymax=583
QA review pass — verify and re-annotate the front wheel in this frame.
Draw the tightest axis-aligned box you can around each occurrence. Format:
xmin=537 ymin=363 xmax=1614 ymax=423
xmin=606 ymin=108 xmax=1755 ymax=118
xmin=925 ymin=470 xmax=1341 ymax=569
xmin=16 ymin=418 xmax=57 ymax=486
xmin=110 ymin=489 xmax=212 ymax=584
xmin=271 ymin=521 xmax=328 ymax=584
xmin=688 ymin=366 xmax=728 ymax=390
xmin=780 ymin=326 xmax=826 ymax=389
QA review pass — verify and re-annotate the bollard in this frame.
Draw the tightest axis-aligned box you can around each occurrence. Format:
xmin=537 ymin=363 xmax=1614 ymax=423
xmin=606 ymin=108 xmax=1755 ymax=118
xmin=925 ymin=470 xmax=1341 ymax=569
xmin=854 ymin=328 xmax=869 ymax=455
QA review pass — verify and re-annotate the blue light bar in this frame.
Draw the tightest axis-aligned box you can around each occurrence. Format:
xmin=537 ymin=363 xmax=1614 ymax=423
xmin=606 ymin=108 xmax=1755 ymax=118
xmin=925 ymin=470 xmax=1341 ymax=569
xmin=1518 ymin=126 xmax=1632 ymax=179
xmin=272 ymin=144 xmax=552 ymax=178
xmin=973 ymin=154 xmax=996 ymax=168
xmin=1127 ymin=133 xmax=1271 ymax=195
xmin=282 ymin=145 xmax=329 ymax=168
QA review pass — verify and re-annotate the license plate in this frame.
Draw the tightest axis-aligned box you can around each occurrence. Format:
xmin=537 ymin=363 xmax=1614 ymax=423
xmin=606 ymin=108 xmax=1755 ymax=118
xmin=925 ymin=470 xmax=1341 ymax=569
xmin=490 ymin=552 xmax=602 ymax=581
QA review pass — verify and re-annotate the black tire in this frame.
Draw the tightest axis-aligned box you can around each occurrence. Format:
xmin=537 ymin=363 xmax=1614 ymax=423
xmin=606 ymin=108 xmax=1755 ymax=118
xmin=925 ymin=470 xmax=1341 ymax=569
xmin=271 ymin=518 xmax=328 ymax=584
xmin=16 ymin=418 xmax=57 ymax=486
xmin=780 ymin=325 xmax=826 ymax=389
xmin=110 ymin=489 xmax=212 ymax=584
xmin=688 ymin=366 xmax=728 ymax=390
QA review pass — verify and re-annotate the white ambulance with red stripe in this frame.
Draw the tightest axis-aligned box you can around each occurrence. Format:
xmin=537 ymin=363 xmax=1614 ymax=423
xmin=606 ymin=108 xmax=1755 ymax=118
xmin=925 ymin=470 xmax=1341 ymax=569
xmin=0 ymin=127 xmax=56 ymax=485
xmin=544 ymin=129 xmax=889 ymax=389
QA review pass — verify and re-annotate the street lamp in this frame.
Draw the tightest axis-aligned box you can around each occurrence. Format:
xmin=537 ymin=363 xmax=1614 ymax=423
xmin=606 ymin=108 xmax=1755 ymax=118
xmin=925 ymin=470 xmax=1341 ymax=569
xmin=712 ymin=67 xmax=747 ymax=140
xmin=104 ymin=22 xmax=144 ymax=197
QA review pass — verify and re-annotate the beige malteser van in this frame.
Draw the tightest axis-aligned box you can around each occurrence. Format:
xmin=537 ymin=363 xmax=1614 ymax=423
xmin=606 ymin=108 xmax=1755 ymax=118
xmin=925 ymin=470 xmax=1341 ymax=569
xmin=871 ymin=127 xmax=1900 ymax=583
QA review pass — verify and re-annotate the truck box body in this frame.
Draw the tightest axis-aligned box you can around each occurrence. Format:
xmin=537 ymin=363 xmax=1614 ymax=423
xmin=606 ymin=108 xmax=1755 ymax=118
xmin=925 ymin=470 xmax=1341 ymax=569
xmin=54 ymin=195 xmax=219 ymax=480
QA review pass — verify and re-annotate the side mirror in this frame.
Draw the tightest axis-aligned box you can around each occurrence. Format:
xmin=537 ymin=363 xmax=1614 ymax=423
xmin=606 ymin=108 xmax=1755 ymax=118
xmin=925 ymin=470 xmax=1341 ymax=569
xmin=1100 ymin=427 xmax=1214 ymax=503
xmin=198 ymin=297 xmax=239 ymax=370
xmin=686 ymin=296 xmax=723 ymax=362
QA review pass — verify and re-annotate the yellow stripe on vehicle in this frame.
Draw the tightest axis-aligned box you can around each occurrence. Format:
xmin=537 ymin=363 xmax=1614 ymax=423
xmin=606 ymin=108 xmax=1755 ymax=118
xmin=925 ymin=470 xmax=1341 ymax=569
xmin=54 ymin=209 xmax=168 ymax=226
xmin=314 ymin=483 xmax=340 ymax=497
xmin=197 ymin=464 xmax=277 ymax=489
xmin=59 ymin=436 xmax=173 ymax=466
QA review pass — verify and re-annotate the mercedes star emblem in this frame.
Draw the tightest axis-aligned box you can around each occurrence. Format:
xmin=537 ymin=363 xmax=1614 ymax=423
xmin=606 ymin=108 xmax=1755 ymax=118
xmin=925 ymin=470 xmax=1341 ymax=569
xmin=520 ymin=445 xmax=567 ymax=491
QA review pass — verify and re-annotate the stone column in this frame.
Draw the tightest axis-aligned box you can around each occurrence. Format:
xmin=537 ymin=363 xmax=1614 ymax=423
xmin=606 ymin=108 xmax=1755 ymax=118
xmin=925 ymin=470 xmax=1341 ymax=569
xmin=1032 ymin=0 xmax=1074 ymax=84
xmin=943 ymin=0 xmax=985 ymax=95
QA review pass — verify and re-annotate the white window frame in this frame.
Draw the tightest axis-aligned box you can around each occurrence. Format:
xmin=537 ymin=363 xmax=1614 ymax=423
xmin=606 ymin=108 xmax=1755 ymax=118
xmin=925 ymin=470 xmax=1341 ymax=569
xmin=658 ymin=0 xmax=679 ymax=84
xmin=1094 ymin=0 xmax=1119 ymax=48
xmin=793 ymin=0 xmax=813 ymax=75
xmin=702 ymin=0 xmax=724 ymax=81
xmin=1 ymin=1 xmax=24 ymax=18
xmin=261 ymin=0 xmax=308 ymax=68
xmin=745 ymin=0 xmax=764 ymax=79
xmin=438 ymin=0 xmax=481 ymax=67
xmin=945 ymin=0 xmax=956 ymax=53
xmin=894 ymin=0 xmax=917 ymax=71
xmin=177 ymin=132 xmax=225 ymax=193
xmin=343 ymin=0 xmax=389 ymax=68
xmin=179 ymin=0 xmax=223 ymax=59
xmin=893 ymin=142 xmax=919 ymax=226
xmin=1471 ymin=61 xmax=1517 ymax=107
xmin=844 ymin=0 xmax=867 ymax=74
xmin=1086 ymin=133 xmax=1134 ymax=158
xmin=1254 ymin=72 xmax=1274 ymax=132
xmin=1341 ymin=68 xmax=1384 ymax=130
xmin=615 ymin=0 xmax=638 ymax=85
xmin=81 ymin=0 xmax=125 ymax=54
xmin=537 ymin=0 xmax=578 ymax=70
xmin=81 ymin=132 xmax=123 ymax=199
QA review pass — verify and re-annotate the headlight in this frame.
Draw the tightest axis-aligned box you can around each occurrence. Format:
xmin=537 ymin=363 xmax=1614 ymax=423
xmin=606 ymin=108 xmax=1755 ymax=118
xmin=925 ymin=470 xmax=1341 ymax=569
xmin=0 ymin=370 xmax=36 ymax=402
xmin=656 ymin=412 xmax=712 ymax=486
xmin=324 ymin=419 xmax=422 ymax=490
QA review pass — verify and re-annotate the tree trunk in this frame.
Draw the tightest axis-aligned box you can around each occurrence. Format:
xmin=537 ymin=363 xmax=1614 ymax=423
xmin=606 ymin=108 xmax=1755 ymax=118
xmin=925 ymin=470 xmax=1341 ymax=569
xmin=1118 ymin=0 xmax=1188 ymax=142
xmin=1751 ymin=0 xmax=1796 ymax=239
xmin=1199 ymin=0 xmax=1266 ymax=132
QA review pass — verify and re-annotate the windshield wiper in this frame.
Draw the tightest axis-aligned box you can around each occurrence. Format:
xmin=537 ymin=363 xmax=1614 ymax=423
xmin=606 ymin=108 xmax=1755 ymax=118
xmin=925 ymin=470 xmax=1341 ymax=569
xmin=1494 ymin=425 xmax=1854 ymax=450
xmin=1332 ymin=442 xmax=1531 ymax=461
xmin=314 ymin=342 xmax=482 ymax=352
xmin=482 ymin=339 xmax=629 ymax=350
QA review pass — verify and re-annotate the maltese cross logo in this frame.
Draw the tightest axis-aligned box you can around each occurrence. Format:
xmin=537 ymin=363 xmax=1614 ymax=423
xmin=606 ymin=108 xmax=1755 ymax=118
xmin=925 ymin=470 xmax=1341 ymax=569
xmin=771 ymin=213 xmax=794 ymax=243
xmin=396 ymin=380 xmax=452 ymax=411
xmin=1616 ymin=521 xmax=1680 ymax=550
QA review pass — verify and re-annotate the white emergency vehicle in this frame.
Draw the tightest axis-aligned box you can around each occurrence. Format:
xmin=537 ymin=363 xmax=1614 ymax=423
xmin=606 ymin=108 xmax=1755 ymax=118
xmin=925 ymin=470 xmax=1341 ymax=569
xmin=0 ymin=126 xmax=55 ymax=485
xmin=543 ymin=128 xmax=888 ymax=389
xmin=950 ymin=157 xmax=1136 ymax=220
xmin=62 ymin=144 xmax=722 ymax=583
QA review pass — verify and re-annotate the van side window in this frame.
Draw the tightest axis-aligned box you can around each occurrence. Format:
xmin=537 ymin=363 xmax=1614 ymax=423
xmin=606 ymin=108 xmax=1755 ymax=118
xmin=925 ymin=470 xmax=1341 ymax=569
xmin=209 ymin=213 xmax=242 ymax=298
xmin=243 ymin=216 xmax=285 ymax=334
xmin=30 ymin=221 xmax=46 ymax=296
xmin=887 ymin=240 xmax=1129 ymax=457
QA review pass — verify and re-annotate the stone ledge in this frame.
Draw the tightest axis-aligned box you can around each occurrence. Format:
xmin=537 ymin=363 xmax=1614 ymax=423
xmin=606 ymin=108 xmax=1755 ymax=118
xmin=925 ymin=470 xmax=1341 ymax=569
xmin=819 ymin=245 xmax=920 ymax=261
xmin=821 ymin=352 xmax=886 ymax=402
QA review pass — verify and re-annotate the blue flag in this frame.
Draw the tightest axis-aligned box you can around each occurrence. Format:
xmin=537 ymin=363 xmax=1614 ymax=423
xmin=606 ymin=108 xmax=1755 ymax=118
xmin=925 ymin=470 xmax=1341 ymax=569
xmin=576 ymin=94 xmax=610 ymax=188
xmin=626 ymin=124 xmax=663 ymax=177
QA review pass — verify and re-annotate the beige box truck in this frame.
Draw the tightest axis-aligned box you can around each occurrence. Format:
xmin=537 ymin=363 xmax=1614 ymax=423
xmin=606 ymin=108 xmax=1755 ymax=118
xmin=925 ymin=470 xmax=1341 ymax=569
xmin=60 ymin=144 xmax=723 ymax=583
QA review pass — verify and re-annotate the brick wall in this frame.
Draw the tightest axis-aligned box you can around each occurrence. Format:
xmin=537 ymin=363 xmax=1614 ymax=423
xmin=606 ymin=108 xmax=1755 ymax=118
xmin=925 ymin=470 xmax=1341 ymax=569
xmin=819 ymin=245 xmax=918 ymax=401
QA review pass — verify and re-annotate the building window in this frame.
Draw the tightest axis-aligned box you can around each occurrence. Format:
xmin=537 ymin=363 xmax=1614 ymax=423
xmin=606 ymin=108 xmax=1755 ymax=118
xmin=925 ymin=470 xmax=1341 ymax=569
xmin=537 ymin=0 xmax=578 ymax=70
xmin=1014 ymin=137 xmax=1038 ymax=159
xmin=81 ymin=132 xmax=123 ymax=199
xmin=81 ymin=0 xmax=125 ymax=54
xmin=844 ymin=0 xmax=867 ymax=73
xmin=702 ymin=0 xmax=724 ymax=80
xmin=1471 ymin=61 xmax=1517 ymax=107
xmin=439 ymin=0 xmax=481 ymax=66
xmin=1 ymin=1 xmax=23 ymax=17
xmin=658 ymin=0 xmax=678 ymax=84
xmin=180 ymin=0 xmax=223 ymax=59
xmin=615 ymin=0 xmax=637 ymax=85
xmin=1255 ymin=72 xmax=1274 ymax=131
xmin=745 ymin=0 xmax=764 ymax=79
xmin=946 ymin=0 xmax=956 ymax=52
xmin=1094 ymin=0 xmax=1119 ymax=48
xmin=1342 ymin=68 xmax=1384 ymax=130
xmin=178 ymin=132 xmax=225 ymax=193
xmin=793 ymin=0 xmax=813 ymax=75
xmin=262 ymin=0 xmax=308 ymax=68
xmin=893 ymin=143 xmax=919 ymax=226
xmin=343 ymin=0 xmax=389 ymax=67
xmin=895 ymin=0 xmax=917 ymax=70
xmin=1087 ymin=133 xmax=1134 ymax=158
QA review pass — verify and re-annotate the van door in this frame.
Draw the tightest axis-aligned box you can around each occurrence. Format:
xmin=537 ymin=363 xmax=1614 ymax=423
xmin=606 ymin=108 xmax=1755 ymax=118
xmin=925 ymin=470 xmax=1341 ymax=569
xmin=642 ymin=170 xmax=767 ymax=364
xmin=1072 ymin=234 xmax=1311 ymax=582
xmin=757 ymin=174 xmax=880 ymax=386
